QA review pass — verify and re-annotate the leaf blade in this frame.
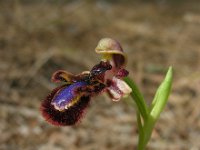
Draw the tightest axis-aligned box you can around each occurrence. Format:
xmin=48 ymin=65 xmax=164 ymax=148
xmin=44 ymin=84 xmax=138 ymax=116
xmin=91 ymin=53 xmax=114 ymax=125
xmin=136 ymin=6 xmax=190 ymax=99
xmin=150 ymin=66 xmax=173 ymax=120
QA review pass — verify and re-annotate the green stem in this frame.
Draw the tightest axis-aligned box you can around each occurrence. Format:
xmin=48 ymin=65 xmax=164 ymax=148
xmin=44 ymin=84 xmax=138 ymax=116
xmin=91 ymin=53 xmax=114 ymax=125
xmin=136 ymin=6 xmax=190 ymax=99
xmin=124 ymin=77 xmax=149 ymax=121
xmin=137 ymin=112 xmax=145 ymax=150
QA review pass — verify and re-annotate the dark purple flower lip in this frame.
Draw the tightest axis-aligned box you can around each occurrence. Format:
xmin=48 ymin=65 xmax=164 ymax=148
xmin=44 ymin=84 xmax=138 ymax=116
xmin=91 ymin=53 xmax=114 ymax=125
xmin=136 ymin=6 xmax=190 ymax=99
xmin=40 ymin=61 xmax=112 ymax=126
xmin=40 ymin=84 xmax=91 ymax=126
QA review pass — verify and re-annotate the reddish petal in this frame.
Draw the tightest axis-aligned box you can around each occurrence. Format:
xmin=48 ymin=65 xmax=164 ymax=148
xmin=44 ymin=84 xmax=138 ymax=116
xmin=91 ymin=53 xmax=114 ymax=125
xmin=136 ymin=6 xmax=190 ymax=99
xmin=51 ymin=70 xmax=76 ymax=83
xmin=112 ymin=54 xmax=126 ymax=68
xmin=116 ymin=68 xmax=129 ymax=78
xmin=106 ymin=77 xmax=132 ymax=101
xmin=106 ymin=88 xmax=121 ymax=101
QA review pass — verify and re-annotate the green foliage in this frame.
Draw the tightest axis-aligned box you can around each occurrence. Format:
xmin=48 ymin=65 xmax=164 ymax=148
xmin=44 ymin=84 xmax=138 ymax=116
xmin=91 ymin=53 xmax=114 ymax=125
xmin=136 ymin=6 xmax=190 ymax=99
xmin=124 ymin=67 xmax=173 ymax=150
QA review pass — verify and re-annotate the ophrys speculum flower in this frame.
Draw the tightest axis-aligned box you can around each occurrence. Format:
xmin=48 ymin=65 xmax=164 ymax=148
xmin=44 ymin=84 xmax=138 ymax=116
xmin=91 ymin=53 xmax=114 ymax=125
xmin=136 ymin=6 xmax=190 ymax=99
xmin=40 ymin=38 xmax=173 ymax=150
xmin=40 ymin=38 xmax=131 ymax=126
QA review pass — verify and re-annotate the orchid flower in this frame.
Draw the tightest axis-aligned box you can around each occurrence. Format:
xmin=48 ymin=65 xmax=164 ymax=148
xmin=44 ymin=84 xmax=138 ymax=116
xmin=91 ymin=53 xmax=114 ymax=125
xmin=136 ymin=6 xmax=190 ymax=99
xmin=40 ymin=38 xmax=132 ymax=126
xmin=40 ymin=38 xmax=173 ymax=150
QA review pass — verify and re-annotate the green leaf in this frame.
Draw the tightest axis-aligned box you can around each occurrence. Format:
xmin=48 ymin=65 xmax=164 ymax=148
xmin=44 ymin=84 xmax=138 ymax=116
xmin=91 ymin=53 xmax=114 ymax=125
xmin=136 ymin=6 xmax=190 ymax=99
xmin=150 ymin=66 xmax=173 ymax=121
xmin=142 ymin=67 xmax=173 ymax=147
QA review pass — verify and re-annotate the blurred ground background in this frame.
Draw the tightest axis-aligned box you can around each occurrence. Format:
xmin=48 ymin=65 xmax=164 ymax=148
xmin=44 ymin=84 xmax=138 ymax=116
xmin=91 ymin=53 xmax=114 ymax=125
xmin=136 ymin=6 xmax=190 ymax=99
xmin=0 ymin=0 xmax=200 ymax=150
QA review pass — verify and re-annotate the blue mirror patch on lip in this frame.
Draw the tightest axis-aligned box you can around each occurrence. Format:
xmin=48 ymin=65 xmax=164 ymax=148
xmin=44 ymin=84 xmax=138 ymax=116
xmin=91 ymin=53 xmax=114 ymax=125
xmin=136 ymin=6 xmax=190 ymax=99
xmin=51 ymin=81 xmax=88 ymax=110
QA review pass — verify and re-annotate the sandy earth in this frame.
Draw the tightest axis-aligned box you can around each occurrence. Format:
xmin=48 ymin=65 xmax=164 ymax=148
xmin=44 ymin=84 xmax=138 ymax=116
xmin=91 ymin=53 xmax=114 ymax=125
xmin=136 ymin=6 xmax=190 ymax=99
xmin=0 ymin=1 xmax=200 ymax=150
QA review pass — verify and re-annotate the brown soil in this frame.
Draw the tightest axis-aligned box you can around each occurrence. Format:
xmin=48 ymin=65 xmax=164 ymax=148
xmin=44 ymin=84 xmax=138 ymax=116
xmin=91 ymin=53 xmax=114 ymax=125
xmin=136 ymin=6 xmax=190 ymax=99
xmin=0 ymin=1 xmax=200 ymax=150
